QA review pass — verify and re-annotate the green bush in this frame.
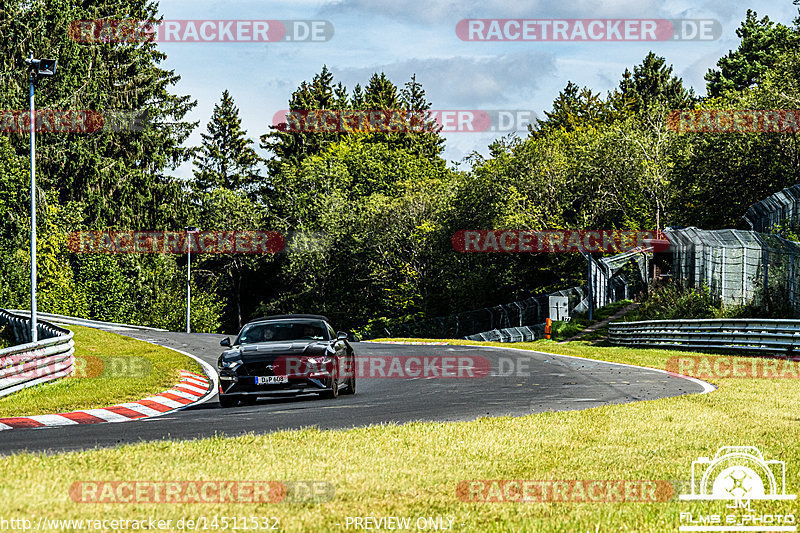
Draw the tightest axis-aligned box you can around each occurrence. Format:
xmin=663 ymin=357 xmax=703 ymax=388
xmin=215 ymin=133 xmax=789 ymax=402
xmin=626 ymin=283 xmax=720 ymax=321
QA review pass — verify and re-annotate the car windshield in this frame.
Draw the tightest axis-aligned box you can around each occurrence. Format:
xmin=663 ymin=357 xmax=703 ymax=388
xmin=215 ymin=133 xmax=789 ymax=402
xmin=236 ymin=320 xmax=329 ymax=345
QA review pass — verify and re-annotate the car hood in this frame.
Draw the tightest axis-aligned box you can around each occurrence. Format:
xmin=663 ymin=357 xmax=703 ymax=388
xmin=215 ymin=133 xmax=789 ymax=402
xmin=231 ymin=341 xmax=331 ymax=359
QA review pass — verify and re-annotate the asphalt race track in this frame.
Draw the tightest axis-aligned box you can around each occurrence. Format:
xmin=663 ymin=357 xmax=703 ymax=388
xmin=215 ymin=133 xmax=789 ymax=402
xmin=0 ymin=327 xmax=710 ymax=454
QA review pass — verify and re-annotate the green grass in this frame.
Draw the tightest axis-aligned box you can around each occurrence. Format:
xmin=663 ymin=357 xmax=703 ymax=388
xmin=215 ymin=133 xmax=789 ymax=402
xmin=1 ymin=338 xmax=798 ymax=532
xmin=0 ymin=324 xmax=202 ymax=417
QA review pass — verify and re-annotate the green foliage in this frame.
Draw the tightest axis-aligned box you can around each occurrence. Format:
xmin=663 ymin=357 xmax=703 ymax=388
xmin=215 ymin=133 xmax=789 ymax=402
xmin=261 ymin=67 xmax=445 ymax=177
xmin=193 ymin=90 xmax=263 ymax=198
xmin=3 ymin=6 xmax=800 ymax=335
xmin=705 ymin=10 xmax=798 ymax=97
xmin=618 ymin=52 xmax=694 ymax=114
xmin=0 ymin=0 xmax=198 ymax=230
xmin=626 ymin=283 xmax=721 ymax=321
xmin=534 ymin=81 xmax=622 ymax=136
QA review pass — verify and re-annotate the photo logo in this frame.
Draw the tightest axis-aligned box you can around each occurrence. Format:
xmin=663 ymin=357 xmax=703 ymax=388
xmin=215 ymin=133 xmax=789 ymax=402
xmin=668 ymin=110 xmax=800 ymax=133
xmin=680 ymin=446 xmax=795 ymax=502
xmin=679 ymin=447 xmax=796 ymax=532
xmin=456 ymin=19 xmax=721 ymax=41
xmin=69 ymin=20 xmax=334 ymax=43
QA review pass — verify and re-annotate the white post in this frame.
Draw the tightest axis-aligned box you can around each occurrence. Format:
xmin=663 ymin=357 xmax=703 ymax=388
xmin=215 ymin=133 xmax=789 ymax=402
xmin=29 ymin=70 xmax=37 ymax=343
xmin=186 ymin=232 xmax=192 ymax=333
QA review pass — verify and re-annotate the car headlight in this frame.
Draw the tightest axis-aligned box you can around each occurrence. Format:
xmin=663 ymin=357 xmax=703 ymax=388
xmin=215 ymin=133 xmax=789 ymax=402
xmin=219 ymin=352 xmax=243 ymax=369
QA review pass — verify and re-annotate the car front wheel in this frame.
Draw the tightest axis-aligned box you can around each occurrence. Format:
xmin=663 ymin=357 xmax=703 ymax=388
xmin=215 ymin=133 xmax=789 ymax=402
xmin=321 ymin=367 xmax=339 ymax=399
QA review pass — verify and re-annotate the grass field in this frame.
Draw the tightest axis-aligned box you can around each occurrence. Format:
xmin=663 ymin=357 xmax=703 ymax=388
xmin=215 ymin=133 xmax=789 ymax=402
xmin=0 ymin=324 xmax=202 ymax=417
xmin=1 ymin=337 xmax=798 ymax=532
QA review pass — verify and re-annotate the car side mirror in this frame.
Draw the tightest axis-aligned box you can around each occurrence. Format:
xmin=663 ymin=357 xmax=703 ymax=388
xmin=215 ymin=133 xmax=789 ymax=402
xmin=336 ymin=331 xmax=348 ymax=341
xmin=220 ymin=337 xmax=231 ymax=347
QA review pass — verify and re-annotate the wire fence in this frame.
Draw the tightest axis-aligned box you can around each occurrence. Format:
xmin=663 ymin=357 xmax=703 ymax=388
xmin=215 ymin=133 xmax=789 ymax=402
xmin=662 ymin=227 xmax=800 ymax=315
xmin=744 ymin=184 xmax=800 ymax=233
xmin=366 ymin=272 xmax=634 ymax=340
xmin=363 ymin=286 xmax=579 ymax=340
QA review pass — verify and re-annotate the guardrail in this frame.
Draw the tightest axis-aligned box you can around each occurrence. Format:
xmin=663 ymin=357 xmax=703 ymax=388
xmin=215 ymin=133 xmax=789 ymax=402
xmin=0 ymin=309 xmax=75 ymax=398
xmin=608 ymin=319 xmax=800 ymax=355
xmin=464 ymin=324 xmax=545 ymax=343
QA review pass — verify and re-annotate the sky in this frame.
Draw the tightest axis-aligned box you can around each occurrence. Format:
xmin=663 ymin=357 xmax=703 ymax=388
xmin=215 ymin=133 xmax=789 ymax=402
xmin=153 ymin=0 xmax=800 ymax=179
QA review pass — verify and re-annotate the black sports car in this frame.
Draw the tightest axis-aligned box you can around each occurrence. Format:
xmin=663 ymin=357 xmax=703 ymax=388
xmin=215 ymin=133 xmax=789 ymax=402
xmin=217 ymin=314 xmax=356 ymax=407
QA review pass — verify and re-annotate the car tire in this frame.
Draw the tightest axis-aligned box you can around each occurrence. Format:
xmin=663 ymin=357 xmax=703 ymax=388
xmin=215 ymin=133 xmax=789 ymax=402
xmin=321 ymin=367 xmax=339 ymax=399
xmin=218 ymin=394 xmax=239 ymax=408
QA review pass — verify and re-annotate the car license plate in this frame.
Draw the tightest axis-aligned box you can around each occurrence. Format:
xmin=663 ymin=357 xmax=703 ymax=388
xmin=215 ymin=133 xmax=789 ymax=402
xmin=256 ymin=376 xmax=288 ymax=385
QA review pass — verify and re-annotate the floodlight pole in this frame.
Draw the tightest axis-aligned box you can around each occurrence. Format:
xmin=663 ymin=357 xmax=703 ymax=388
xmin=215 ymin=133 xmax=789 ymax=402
xmin=24 ymin=55 xmax=56 ymax=343
xmin=29 ymin=65 xmax=37 ymax=343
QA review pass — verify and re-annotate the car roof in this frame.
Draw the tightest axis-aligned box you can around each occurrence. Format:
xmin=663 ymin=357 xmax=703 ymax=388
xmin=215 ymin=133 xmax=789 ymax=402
xmin=248 ymin=314 xmax=330 ymax=324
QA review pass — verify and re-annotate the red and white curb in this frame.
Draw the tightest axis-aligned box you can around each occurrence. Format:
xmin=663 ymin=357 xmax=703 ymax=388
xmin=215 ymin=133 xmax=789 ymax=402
xmin=0 ymin=370 xmax=212 ymax=430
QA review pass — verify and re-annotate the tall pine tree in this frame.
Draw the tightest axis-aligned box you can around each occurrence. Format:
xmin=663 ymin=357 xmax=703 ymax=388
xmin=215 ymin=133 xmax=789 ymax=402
xmin=0 ymin=0 xmax=198 ymax=229
xmin=193 ymin=90 xmax=262 ymax=197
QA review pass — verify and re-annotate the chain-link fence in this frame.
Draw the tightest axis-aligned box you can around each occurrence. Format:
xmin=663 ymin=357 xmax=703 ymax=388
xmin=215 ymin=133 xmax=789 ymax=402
xmin=744 ymin=184 xmax=800 ymax=233
xmin=365 ymin=271 xmax=636 ymax=340
xmin=363 ymin=285 xmax=589 ymax=340
xmin=662 ymin=227 xmax=800 ymax=315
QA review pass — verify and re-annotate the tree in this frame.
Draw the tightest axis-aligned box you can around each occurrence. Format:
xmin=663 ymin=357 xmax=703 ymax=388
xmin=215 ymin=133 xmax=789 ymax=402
xmin=261 ymin=65 xmax=349 ymax=175
xmin=261 ymin=68 xmax=445 ymax=175
xmin=0 ymin=0 xmax=198 ymax=229
xmin=192 ymin=90 xmax=262 ymax=197
xmin=618 ymin=52 xmax=693 ymax=114
xmin=706 ymin=10 xmax=798 ymax=97
xmin=534 ymin=81 xmax=620 ymax=135
xmin=190 ymin=188 xmax=270 ymax=329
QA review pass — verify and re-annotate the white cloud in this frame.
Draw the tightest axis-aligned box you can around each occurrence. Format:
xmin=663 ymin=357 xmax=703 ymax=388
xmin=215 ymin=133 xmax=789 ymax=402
xmin=331 ymin=52 xmax=557 ymax=107
xmin=320 ymin=0 xmax=666 ymax=25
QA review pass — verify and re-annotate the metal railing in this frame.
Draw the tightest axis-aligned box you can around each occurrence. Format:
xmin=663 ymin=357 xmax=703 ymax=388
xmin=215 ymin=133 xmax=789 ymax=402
xmin=464 ymin=324 xmax=545 ymax=343
xmin=0 ymin=309 xmax=75 ymax=398
xmin=608 ymin=318 xmax=800 ymax=355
